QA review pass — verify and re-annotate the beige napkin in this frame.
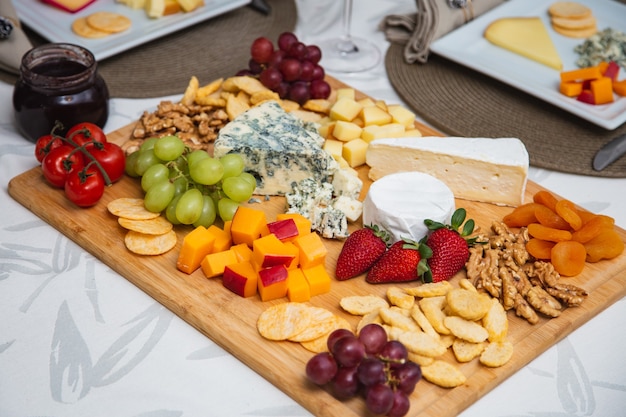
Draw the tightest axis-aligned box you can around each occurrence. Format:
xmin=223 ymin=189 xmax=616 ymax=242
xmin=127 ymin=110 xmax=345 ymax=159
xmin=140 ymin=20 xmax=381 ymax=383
xmin=381 ymin=0 xmax=505 ymax=64
xmin=0 ymin=0 xmax=33 ymax=74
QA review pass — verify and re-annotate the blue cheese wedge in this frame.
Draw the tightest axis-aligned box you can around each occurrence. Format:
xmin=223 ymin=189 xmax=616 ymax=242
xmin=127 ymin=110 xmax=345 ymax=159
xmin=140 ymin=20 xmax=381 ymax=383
xmin=366 ymin=137 xmax=529 ymax=207
xmin=214 ymin=100 xmax=338 ymax=196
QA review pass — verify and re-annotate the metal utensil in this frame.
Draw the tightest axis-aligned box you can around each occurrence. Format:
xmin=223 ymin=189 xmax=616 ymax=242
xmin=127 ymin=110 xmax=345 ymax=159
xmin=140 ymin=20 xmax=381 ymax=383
xmin=593 ymin=133 xmax=626 ymax=171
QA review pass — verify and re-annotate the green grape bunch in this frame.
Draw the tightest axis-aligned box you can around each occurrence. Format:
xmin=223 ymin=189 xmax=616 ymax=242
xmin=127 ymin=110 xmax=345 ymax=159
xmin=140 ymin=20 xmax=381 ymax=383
xmin=125 ymin=135 xmax=256 ymax=227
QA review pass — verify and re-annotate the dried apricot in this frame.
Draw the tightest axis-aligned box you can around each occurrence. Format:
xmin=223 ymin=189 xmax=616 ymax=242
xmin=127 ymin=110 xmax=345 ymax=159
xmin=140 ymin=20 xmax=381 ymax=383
xmin=583 ymin=229 xmax=625 ymax=262
xmin=533 ymin=190 xmax=558 ymax=211
xmin=551 ymin=241 xmax=587 ymax=276
xmin=526 ymin=238 xmax=555 ymax=259
xmin=576 ymin=208 xmax=597 ymax=225
xmin=555 ymin=199 xmax=582 ymax=231
xmin=571 ymin=215 xmax=615 ymax=243
xmin=534 ymin=204 xmax=570 ymax=230
xmin=527 ymin=223 xmax=573 ymax=242
xmin=503 ymin=203 xmax=540 ymax=228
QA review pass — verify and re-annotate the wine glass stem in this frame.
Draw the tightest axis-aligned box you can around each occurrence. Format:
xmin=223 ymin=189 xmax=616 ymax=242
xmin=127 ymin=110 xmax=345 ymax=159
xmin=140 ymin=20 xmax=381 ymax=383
xmin=338 ymin=0 xmax=358 ymax=53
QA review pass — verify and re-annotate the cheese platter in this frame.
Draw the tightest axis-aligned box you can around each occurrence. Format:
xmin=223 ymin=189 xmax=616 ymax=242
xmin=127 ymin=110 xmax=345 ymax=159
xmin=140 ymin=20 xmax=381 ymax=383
xmin=8 ymin=76 xmax=626 ymax=417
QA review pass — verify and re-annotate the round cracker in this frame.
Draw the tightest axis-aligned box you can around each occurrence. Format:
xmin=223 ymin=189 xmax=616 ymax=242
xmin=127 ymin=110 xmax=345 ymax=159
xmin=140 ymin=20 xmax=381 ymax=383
xmin=552 ymin=23 xmax=597 ymax=38
xmin=124 ymin=229 xmax=177 ymax=255
xmin=548 ymin=2 xmax=592 ymax=19
xmin=257 ymin=303 xmax=312 ymax=341
xmin=289 ymin=307 xmax=337 ymax=342
xmin=118 ymin=216 xmax=173 ymax=235
xmin=86 ymin=11 xmax=132 ymax=33
xmin=107 ymin=198 xmax=161 ymax=220
xmin=300 ymin=316 xmax=352 ymax=353
xmin=72 ymin=17 xmax=111 ymax=39
xmin=551 ymin=14 xmax=596 ymax=30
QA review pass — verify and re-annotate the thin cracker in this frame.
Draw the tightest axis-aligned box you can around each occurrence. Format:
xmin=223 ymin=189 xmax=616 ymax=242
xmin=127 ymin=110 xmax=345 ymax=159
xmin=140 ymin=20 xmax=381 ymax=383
xmin=124 ymin=230 xmax=177 ymax=255
xmin=480 ymin=341 xmax=514 ymax=367
xmin=421 ymin=359 xmax=467 ymax=388
xmin=257 ymin=303 xmax=311 ymax=341
xmin=118 ymin=216 xmax=173 ymax=235
xmin=72 ymin=17 xmax=111 ymax=38
xmin=340 ymin=295 xmax=389 ymax=316
xmin=289 ymin=307 xmax=337 ymax=342
xmin=86 ymin=11 xmax=132 ymax=33
xmin=107 ymin=198 xmax=161 ymax=220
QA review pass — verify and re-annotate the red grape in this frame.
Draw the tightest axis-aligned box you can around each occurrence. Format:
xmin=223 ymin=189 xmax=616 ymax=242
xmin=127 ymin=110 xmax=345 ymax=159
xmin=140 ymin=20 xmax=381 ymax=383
xmin=387 ymin=390 xmax=411 ymax=417
xmin=288 ymin=41 xmax=307 ymax=60
xmin=331 ymin=335 xmax=365 ymax=368
xmin=275 ymin=82 xmax=290 ymax=99
xmin=327 ymin=328 xmax=353 ymax=352
xmin=259 ymin=67 xmax=283 ymax=90
xmin=306 ymin=352 xmax=338 ymax=386
xmin=311 ymin=64 xmax=325 ymax=80
xmin=248 ymin=59 xmax=263 ymax=74
xmin=251 ymin=37 xmax=274 ymax=64
xmin=306 ymin=45 xmax=322 ymax=64
xmin=278 ymin=31 xmax=298 ymax=52
xmin=310 ymin=79 xmax=331 ymax=99
xmin=379 ymin=340 xmax=408 ymax=368
xmin=331 ymin=366 xmax=360 ymax=399
xmin=288 ymin=81 xmax=310 ymax=105
xmin=268 ymin=49 xmax=286 ymax=68
xmin=279 ymin=58 xmax=302 ymax=82
xmin=365 ymin=383 xmax=394 ymax=415
xmin=300 ymin=60 xmax=315 ymax=81
xmin=358 ymin=323 xmax=388 ymax=355
xmin=393 ymin=361 xmax=422 ymax=394
xmin=357 ymin=357 xmax=387 ymax=386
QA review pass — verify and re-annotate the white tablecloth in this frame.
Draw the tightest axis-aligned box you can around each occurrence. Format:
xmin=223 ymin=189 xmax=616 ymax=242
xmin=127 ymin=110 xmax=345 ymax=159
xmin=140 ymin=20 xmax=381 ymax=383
xmin=2 ymin=1 xmax=626 ymax=416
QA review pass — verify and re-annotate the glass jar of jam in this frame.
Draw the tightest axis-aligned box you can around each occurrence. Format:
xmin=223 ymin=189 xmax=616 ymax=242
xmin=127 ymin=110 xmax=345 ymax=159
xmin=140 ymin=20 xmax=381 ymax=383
xmin=12 ymin=43 xmax=109 ymax=143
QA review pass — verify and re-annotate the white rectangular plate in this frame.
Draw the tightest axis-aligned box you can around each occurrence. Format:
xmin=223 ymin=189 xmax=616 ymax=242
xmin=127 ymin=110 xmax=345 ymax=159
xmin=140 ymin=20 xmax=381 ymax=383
xmin=430 ymin=0 xmax=626 ymax=130
xmin=15 ymin=0 xmax=251 ymax=62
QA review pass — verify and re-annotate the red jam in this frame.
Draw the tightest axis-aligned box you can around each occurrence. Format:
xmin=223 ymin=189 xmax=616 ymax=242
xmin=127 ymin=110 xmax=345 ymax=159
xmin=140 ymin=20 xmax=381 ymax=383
xmin=12 ymin=43 xmax=109 ymax=143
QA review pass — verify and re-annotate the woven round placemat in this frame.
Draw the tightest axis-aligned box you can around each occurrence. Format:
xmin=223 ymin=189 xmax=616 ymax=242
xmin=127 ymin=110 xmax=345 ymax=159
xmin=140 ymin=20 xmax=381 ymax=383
xmin=385 ymin=42 xmax=626 ymax=178
xmin=2 ymin=0 xmax=296 ymax=98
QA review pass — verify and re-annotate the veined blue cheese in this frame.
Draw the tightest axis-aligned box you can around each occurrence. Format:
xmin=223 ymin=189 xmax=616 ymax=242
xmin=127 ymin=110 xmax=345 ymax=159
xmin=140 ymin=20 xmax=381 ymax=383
xmin=214 ymin=100 xmax=338 ymax=196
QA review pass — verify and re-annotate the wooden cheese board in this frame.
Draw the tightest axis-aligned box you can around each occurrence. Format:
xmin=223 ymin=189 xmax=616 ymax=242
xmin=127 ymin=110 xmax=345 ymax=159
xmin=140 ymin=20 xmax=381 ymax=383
xmin=8 ymin=82 xmax=626 ymax=417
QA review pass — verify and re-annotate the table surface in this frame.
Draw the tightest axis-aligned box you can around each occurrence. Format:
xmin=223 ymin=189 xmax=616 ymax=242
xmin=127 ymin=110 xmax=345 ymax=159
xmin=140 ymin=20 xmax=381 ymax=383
xmin=2 ymin=1 xmax=626 ymax=416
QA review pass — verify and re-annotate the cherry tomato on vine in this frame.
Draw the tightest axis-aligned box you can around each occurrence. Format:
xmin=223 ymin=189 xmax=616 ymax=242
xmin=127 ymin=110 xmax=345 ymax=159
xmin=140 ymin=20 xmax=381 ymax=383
xmin=87 ymin=142 xmax=126 ymax=183
xmin=66 ymin=122 xmax=107 ymax=148
xmin=34 ymin=134 xmax=64 ymax=163
xmin=41 ymin=145 xmax=84 ymax=188
xmin=64 ymin=166 xmax=105 ymax=207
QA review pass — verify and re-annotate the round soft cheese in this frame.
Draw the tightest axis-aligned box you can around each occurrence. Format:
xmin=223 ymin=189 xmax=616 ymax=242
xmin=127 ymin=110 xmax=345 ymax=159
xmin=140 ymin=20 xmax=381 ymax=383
xmin=362 ymin=172 xmax=455 ymax=243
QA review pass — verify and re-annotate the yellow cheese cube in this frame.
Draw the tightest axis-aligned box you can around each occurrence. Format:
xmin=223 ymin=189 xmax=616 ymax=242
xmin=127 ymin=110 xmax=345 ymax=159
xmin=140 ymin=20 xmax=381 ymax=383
xmin=357 ymin=97 xmax=376 ymax=107
xmin=323 ymin=138 xmax=344 ymax=161
xmin=329 ymin=97 xmax=363 ymax=122
xmin=403 ymin=129 xmax=423 ymax=137
xmin=336 ymin=156 xmax=350 ymax=168
xmin=375 ymin=100 xmax=388 ymax=111
xmin=387 ymin=104 xmax=416 ymax=127
xmin=361 ymin=105 xmax=393 ymax=126
xmin=333 ymin=120 xmax=363 ymax=142
xmin=342 ymin=138 xmax=369 ymax=167
xmin=302 ymin=264 xmax=331 ymax=296
xmin=336 ymin=88 xmax=356 ymax=100
xmin=318 ymin=120 xmax=335 ymax=138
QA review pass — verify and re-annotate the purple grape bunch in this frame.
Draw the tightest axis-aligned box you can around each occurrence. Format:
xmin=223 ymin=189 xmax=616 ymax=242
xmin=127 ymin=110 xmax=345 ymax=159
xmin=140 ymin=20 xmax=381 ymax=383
xmin=305 ymin=323 xmax=422 ymax=417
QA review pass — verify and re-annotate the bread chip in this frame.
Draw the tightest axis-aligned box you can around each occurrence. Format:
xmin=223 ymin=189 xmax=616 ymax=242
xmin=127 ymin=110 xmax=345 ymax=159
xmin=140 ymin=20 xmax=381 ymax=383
xmin=443 ymin=316 xmax=489 ymax=343
xmin=118 ymin=216 xmax=173 ymax=235
xmin=356 ymin=309 xmax=383 ymax=333
xmin=289 ymin=307 xmax=337 ymax=342
xmin=379 ymin=307 xmax=419 ymax=332
xmin=405 ymin=281 xmax=452 ymax=298
xmin=452 ymin=338 xmax=485 ymax=363
xmin=107 ymin=198 xmax=161 ymax=220
xmin=257 ymin=303 xmax=312 ymax=341
xmin=250 ymin=90 xmax=281 ymax=105
xmin=340 ymin=295 xmax=389 ymax=315
xmin=458 ymin=278 xmax=478 ymax=292
xmin=196 ymin=78 xmax=224 ymax=100
xmin=86 ymin=11 xmax=132 ymax=33
xmin=482 ymin=298 xmax=509 ymax=342
xmin=225 ymin=93 xmax=251 ymax=120
xmin=479 ymin=341 xmax=514 ymax=367
xmin=446 ymin=288 xmax=491 ymax=321
xmin=399 ymin=331 xmax=447 ymax=358
xmin=419 ymin=296 xmax=450 ymax=335
xmin=181 ymin=76 xmax=200 ymax=106
xmin=421 ymin=359 xmax=466 ymax=388
xmin=279 ymin=99 xmax=301 ymax=112
xmin=548 ymin=1 xmax=592 ymax=19
xmin=222 ymin=76 xmax=267 ymax=95
xmin=124 ymin=229 xmax=177 ymax=255
xmin=407 ymin=351 xmax=435 ymax=367
xmin=303 ymin=99 xmax=332 ymax=114
xmin=410 ymin=303 xmax=439 ymax=340
xmin=387 ymin=287 xmax=415 ymax=310
xmin=72 ymin=17 xmax=111 ymax=38
xmin=300 ymin=316 xmax=352 ymax=353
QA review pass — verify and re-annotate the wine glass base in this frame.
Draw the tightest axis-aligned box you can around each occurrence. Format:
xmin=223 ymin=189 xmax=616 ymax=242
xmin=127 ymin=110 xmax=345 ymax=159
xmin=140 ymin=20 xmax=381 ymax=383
xmin=317 ymin=36 xmax=381 ymax=73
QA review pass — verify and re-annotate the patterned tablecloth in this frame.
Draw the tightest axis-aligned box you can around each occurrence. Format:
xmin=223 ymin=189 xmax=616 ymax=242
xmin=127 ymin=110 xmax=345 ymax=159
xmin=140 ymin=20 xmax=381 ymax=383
xmin=2 ymin=1 xmax=625 ymax=416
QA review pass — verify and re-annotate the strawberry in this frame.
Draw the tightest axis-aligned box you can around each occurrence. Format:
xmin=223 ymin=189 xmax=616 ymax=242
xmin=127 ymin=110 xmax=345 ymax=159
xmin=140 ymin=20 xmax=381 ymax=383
xmin=422 ymin=208 xmax=477 ymax=283
xmin=366 ymin=238 xmax=430 ymax=284
xmin=335 ymin=225 xmax=390 ymax=280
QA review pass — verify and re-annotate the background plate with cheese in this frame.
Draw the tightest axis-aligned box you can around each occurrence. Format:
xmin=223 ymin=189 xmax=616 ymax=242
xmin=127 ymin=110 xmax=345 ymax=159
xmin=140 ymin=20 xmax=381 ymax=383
xmin=430 ymin=0 xmax=626 ymax=130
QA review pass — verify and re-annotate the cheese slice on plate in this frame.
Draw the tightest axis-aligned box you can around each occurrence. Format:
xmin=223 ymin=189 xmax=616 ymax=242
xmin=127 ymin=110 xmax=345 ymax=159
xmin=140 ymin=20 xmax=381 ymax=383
xmin=366 ymin=137 xmax=529 ymax=207
xmin=362 ymin=172 xmax=456 ymax=244
xmin=484 ymin=17 xmax=563 ymax=70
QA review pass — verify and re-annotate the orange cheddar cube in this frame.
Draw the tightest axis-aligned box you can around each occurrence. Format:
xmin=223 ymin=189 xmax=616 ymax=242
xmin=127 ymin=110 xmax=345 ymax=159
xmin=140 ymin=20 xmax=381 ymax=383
xmin=560 ymin=66 xmax=602 ymax=83
xmin=613 ymin=79 xmax=626 ymax=96
xmin=257 ymin=264 xmax=289 ymax=302
xmin=282 ymin=241 xmax=300 ymax=270
xmin=223 ymin=220 xmax=232 ymax=236
xmin=200 ymin=249 xmax=238 ymax=278
xmin=591 ymin=77 xmax=614 ymax=105
xmin=302 ymin=264 xmax=331 ymax=296
xmin=286 ymin=268 xmax=311 ymax=302
xmin=176 ymin=225 xmax=215 ymax=274
xmin=207 ymin=224 xmax=232 ymax=252
xmin=231 ymin=206 xmax=267 ymax=246
xmin=231 ymin=242 xmax=253 ymax=262
xmin=223 ymin=261 xmax=258 ymax=298
xmin=276 ymin=213 xmax=311 ymax=237
xmin=559 ymin=81 xmax=583 ymax=97
xmin=294 ymin=232 xmax=327 ymax=269
xmin=266 ymin=218 xmax=300 ymax=242
xmin=252 ymin=233 xmax=296 ymax=269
